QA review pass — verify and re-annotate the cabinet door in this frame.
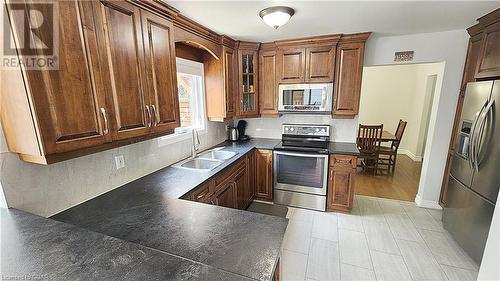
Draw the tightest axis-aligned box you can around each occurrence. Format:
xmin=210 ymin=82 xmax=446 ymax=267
xmin=259 ymin=50 xmax=278 ymax=115
xmin=475 ymin=21 xmax=500 ymax=79
xmin=8 ymin=1 xmax=110 ymax=154
xmin=305 ymin=45 xmax=335 ymax=83
xmin=256 ymin=149 xmax=273 ymax=201
xmin=327 ymin=155 xmax=357 ymax=212
xmin=215 ymin=181 xmax=237 ymax=209
xmin=223 ymin=46 xmax=236 ymax=118
xmin=462 ymin=34 xmax=483 ymax=91
xmin=277 ymin=47 xmax=306 ymax=83
xmin=238 ymin=50 xmax=259 ymax=117
xmin=327 ymin=168 xmax=355 ymax=212
xmin=333 ymin=43 xmax=364 ymax=117
xmin=93 ymin=0 xmax=151 ymax=140
xmin=247 ymin=151 xmax=256 ymax=202
xmin=141 ymin=10 xmax=180 ymax=134
xmin=234 ymin=166 xmax=249 ymax=209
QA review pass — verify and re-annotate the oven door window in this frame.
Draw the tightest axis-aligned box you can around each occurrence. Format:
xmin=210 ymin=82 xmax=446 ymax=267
xmin=276 ymin=153 xmax=326 ymax=191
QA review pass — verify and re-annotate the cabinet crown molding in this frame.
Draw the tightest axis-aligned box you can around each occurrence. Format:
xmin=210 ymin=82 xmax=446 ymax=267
xmin=339 ymin=32 xmax=372 ymax=43
xmin=273 ymin=34 xmax=342 ymax=47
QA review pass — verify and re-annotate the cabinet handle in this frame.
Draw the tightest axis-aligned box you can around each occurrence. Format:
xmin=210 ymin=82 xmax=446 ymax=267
xmin=100 ymin=107 xmax=109 ymax=135
xmin=145 ymin=105 xmax=152 ymax=127
xmin=151 ymin=105 xmax=158 ymax=127
xmin=196 ymin=189 xmax=209 ymax=200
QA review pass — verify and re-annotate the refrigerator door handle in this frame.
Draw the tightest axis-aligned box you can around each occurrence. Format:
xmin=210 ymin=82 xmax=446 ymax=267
xmin=469 ymin=101 xmax=487 ymax=169
xmin=474 ymin=99 xmax=495 ymax=171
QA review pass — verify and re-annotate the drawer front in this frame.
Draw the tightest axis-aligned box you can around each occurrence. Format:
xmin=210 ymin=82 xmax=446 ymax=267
xmin=330 ymin=154 xmax=357 ymax=169
xmin=214 ymin=158 xmax=246 ymax=187
xmin=191 ymin=181 xmax=214 ymax=203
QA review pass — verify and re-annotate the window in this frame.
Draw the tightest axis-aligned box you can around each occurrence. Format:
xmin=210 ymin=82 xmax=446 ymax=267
xmin=158 ymin=58 xmax=206 ymax=146
xmin=176 ymin=58 xmax=206 ymax=131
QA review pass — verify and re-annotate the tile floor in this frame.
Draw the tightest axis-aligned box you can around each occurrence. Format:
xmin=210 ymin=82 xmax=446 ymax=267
xmin=281 ymin=195 xmax=479 ymax=281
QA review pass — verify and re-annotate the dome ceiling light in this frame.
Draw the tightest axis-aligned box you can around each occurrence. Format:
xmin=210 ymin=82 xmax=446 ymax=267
xmin=259 ymin=6 xmax=295 ymax=29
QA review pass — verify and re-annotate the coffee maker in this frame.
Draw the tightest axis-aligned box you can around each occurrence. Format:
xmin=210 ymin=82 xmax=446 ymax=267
xmin=236 ymin=120 xmax=250 ymax=141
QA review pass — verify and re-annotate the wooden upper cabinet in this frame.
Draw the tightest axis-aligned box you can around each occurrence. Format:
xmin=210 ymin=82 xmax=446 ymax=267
xmin=305 ymin=45 xmax=335 ymax=82
xmin=237 ymin=43 xmax=260 ymax=118
xmin=462 ymin=33 xmax=483 ymax=90
xmin=141 ymin=10 xmax=180 ymax=134
xmin=475 ymin=20 xmax=500 ymax=79
xmin=333 ymin=42 xmax=365 ymax=117
xmin=259 ymin=50 xmax=278 ymax=116
xmin=93 ymin=0 xmax=151 ymax=140
xmin=5 ymin=0 xmax=110 ymax=156
xmin=277 ymin=47 xmax=306 ymax=83
xmin=223 ymin=46 xmax=237 ymax=118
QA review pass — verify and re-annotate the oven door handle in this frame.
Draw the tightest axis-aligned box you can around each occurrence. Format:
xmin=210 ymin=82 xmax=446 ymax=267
xmin=273 ymin=150 xmax=329 ymax=159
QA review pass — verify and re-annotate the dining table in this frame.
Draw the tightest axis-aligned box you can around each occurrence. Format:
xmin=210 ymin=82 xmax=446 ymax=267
xmin=380 ymin=130 xmax=397 ymax=142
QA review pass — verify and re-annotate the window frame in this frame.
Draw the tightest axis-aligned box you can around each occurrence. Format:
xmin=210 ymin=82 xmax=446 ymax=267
xmin=158 ymin=58 xmax=207 ymax=147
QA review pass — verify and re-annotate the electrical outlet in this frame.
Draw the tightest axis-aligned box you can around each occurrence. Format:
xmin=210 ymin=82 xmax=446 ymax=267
xmin=115 ymin=155 xmax=125 ymax=169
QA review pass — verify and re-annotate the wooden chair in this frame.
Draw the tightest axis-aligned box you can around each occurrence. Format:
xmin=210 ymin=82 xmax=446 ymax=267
xmin=357 ymin=124 xmax=383 ymax=175
xmin=378 ymin=120 xmax=407 ymax=174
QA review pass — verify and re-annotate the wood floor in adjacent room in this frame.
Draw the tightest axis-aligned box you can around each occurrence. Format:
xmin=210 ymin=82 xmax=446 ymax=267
xmin=355 ymin=154 xmax=422 ymax=202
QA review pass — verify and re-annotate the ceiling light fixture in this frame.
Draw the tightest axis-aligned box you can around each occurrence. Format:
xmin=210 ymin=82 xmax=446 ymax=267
xmin=259 ymin=6 xmax=295 ymax=30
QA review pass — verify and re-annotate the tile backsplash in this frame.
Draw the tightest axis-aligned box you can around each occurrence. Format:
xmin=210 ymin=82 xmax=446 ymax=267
xmin=236 ymin=115 xmax=358 ymax=142
xmin=0 ymin=121 xmax=228 ymax=217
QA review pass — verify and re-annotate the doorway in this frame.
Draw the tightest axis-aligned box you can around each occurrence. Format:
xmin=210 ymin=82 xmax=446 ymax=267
xmin=355 ymin=62 xmax=445 ymax=201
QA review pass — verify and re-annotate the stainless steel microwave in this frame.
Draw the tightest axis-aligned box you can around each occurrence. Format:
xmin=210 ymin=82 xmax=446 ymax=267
xmin=278 ymin=83 xmax=333 ymax=113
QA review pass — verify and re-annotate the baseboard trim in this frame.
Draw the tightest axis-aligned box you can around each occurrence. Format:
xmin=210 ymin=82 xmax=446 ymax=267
xmin=415 ymin=194 xmax=442 ymax=210
xmin=398 ymin=149 xmax=423 ymax=162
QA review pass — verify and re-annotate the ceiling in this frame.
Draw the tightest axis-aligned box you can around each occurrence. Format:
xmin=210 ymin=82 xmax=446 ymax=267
xmin=165 ymin=1 xmax=500 ymax=42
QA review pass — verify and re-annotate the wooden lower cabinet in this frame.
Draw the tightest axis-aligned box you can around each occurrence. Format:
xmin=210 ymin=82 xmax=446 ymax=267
xmin=214 ymin=181 xmax=237 ymax=209
xmin=234 ymin=165 xmax=251 ymax=209
xmin=237 ymin=150 xmax=256 ymax=209
xmin=255 ymin=149 xmax=273 ymax=201
xmin=273 ymin=258 xmax=281 ymax=281
xmin=327 ymin=154 xmax=357 ymax=212
xmin=187 ymin=152 xmax=256 ymax=210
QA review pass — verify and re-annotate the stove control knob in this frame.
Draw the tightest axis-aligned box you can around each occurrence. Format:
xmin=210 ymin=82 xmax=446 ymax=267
xmin=285 ymin=127 xmax=289 ymax=131
xmin=315 ymin=128 xmax=320 ymax=132
xmin=321 ymin=129 xmax=326 ymax=132
xmin=290 ymin=128 xmax=294 ymax=131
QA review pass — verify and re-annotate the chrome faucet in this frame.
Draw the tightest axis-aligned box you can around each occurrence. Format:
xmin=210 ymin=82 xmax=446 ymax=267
xmin=191 ymin=128 xmax=200 ymax=158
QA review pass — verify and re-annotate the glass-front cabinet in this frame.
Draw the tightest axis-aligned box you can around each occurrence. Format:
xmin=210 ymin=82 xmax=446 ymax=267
xmin=237 ymin=42 xmax=260 ymax=117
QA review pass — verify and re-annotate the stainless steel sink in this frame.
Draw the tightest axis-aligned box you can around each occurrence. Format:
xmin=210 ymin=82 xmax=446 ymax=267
xmin=197 ymin=150 xmax=237 ymax=161
xmin=180 ymin=158 xmax=222 ymax=171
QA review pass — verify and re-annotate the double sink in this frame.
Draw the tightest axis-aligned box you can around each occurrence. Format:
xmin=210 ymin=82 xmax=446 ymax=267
xmin=177 ymin=148 xmax=238 ymax=171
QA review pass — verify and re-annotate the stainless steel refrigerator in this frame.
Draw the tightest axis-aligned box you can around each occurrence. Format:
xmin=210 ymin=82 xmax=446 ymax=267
xmin=444 ymin=80 xmax=500 ymax=264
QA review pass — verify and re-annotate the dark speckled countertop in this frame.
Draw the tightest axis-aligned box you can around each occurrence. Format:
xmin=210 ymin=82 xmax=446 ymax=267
xmin=2 ymin=208 xmax=252 ymax=281
xmin=50 ymin=138 xmax=286 ymax=281
xmin=7 ymin=138 xmax=358 ymax=280
xmin=328 ymin=141 xmax=360 ymax=156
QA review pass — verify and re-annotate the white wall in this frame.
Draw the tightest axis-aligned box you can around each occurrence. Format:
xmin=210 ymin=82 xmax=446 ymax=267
xmin=0 ymin=122 xmax=228 ymax=217
xmin=358 ymin=62 xmax=444 ymax=161
xmin=365 ymin=29 xmax=469 ymax=209
xmin=239 ymin=115 xmax=358 ymax=143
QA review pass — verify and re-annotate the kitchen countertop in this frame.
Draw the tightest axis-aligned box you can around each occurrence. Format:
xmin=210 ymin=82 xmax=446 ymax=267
xmin=328 ymin=141 xmax=360 ymax=156
xmin=1 ymin=208 xmax=252 ymax=281
xmin=13 ymin=137 xmax=357 ymax=280
xmin=50 ymin=138 xmax=286 ymax=281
